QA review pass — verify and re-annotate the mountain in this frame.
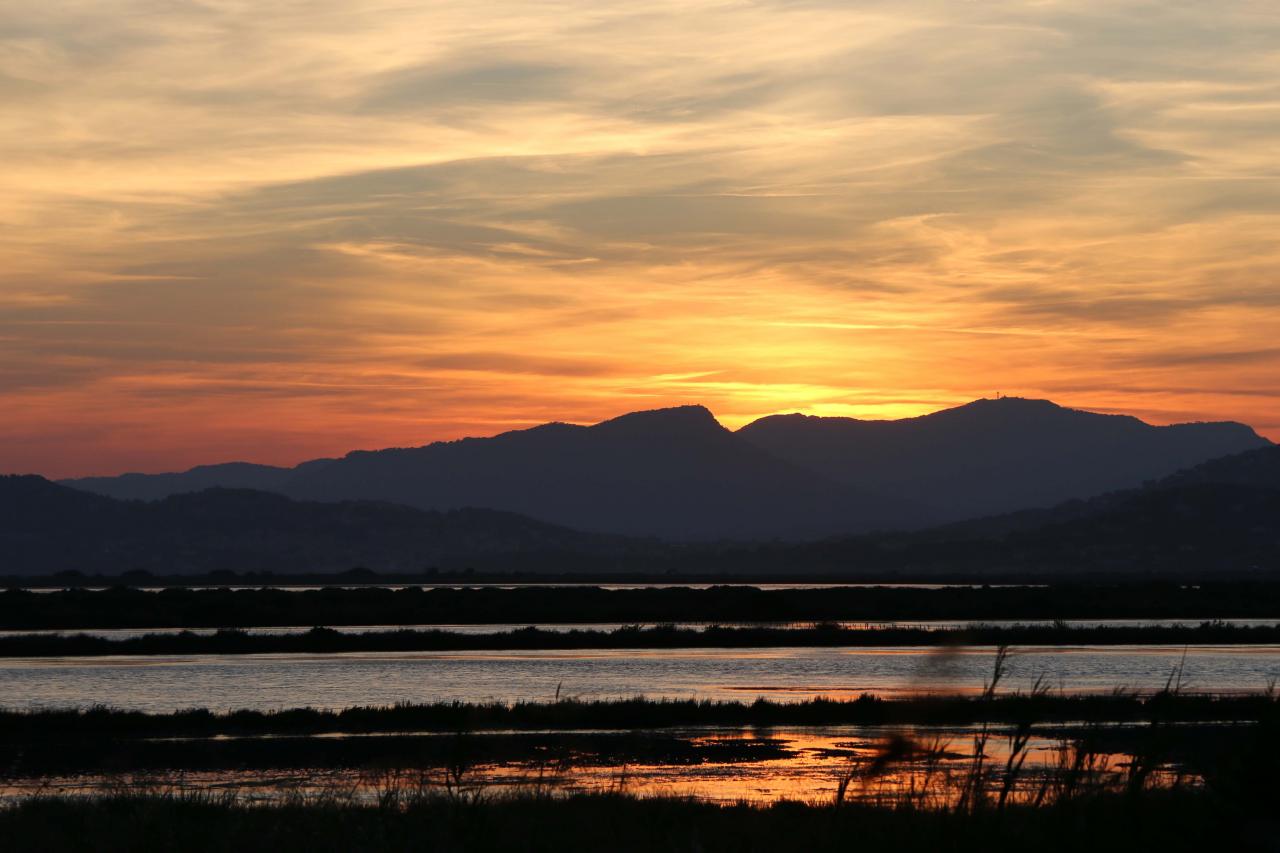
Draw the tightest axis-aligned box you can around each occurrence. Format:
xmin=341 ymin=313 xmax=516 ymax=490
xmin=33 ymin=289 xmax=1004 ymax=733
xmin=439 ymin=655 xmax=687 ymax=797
xmin=998 ymin=445 xmax=1280 ymax=573
xmin=763 ymin=483 xmax=1280 ymax=577
xmin=737 ymin=397 xmax=1269 ymax=522
xmin=61 ymin=406 xmax=919 ymax=541
xmin=275 ymin=406 xmax=915 ymax=540
xmin=65 ymin=462 xmax=300 ymax=501
xmin=700 ymin=445 xmax=1280 ymax=577
xmin=59 ymin=399 xmax=1270 ymax=541
xmin=998 ymin=481 xmax=1280 ymax=574
xmin=13 ymin=446 xmax=1280 ymax=578
xmin=897 ymin=444 xmax=1280 ymax=541
xmin=0 ymin=475 xmax=646 ymax=575
xmin=1159 ymin=443 xmax=1280 ymax=490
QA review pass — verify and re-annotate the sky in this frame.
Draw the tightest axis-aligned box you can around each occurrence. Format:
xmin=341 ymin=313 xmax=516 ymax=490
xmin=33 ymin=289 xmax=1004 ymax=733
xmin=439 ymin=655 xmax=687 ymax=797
xmin=3 ymin=0 xmax=1280 ymax=478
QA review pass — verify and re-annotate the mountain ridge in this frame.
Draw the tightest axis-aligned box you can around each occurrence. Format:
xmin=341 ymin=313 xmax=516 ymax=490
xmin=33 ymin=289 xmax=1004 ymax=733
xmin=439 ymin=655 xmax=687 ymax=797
xmin=56 ymin=398 xmax=1269 ymax=540
xmin=10 ymin=444 xmax=1280 ymax=577
xmin=736 ymin=396 xmax=1269 ymax=522
xmin=272 ymin=404 xmax=911 ymax=540
xmin=0 ymin=475 xmax=645 ymax=575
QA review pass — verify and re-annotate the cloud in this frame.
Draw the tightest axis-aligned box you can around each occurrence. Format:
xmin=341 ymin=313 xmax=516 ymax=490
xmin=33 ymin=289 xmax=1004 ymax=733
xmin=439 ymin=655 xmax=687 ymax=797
xmin=3 ymin=0 xmax=1280 ymax=475
xmin=416 ymin=352 xmax=619 ymax=377
xmin=359 ymin=61 xmax=578 ymax=112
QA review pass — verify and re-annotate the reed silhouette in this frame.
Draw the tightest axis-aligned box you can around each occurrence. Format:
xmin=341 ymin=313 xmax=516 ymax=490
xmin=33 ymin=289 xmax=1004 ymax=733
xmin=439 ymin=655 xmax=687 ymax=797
xmin=3 ymin=650 xmax=1275 ymax=850
xmin=6 ymin=583 xmax=1280 ymax=630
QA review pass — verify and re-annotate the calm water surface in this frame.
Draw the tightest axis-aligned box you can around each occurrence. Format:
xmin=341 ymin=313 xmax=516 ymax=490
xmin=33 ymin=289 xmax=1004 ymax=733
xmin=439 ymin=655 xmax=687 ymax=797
xmin=3 ymin=645 xmax=1277 ymax=712
xmin=0 ymin=725 xmax=1170 ymax=805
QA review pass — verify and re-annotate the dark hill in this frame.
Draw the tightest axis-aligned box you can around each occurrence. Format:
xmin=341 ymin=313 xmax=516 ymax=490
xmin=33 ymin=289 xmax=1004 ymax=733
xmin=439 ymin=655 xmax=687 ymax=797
xmin=922 ymin=444 xmax=1280 ymax=540
xmin=737 ymin=397 xmax=1269 ymax=522
xmin=713 ymin=446 xmax=1280 ymax=576
xmin=59 ymin=400 xmax=1270 ymax=541
xmin=1159 ymin=444 xmax=1280 ymax=489
xmin=65 ymin=460 xmax=335 ymax=502
xmin=64 ymin=406 xmax=919 ymax=541
xmin=996 ymin=482 xmax=1280 ymax=574
xmin=65 ymin=462 xmax=295 ymax=501
xmin=0 ymin=476 xmax=646 ymax=575
xmin=10 ymin=443 xmax=1280 ymax=577
xmin=277 ymin=405 xmax=916 ymax=540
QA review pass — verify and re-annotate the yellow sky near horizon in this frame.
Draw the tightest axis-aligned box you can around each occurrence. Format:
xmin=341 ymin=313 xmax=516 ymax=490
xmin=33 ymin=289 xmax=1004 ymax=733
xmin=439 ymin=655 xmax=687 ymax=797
xmin=3 ymin=0 xmax=1280 ymax=478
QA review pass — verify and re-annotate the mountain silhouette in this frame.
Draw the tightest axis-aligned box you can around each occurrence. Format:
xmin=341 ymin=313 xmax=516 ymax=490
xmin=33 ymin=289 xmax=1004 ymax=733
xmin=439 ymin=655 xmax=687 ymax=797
xmin=63 ymin=406 xmax=919 ymax=540
xmin=11 ymin=446 xmax=1280 ymax=577
xmin=0 ymin=475 xmax=643 ymax=575
xmin=60 ymin=399 xmax=1268 ymax=540
xmin=694 ymin=444 xmax=1280 ymax=576
xmin=731 ymin=480 xmax=1280 ymax=577
xmin=737 ymin=397 xmax=1269 ymax=522
xmin=68 ymin=462 xmax=300 ymax=501
xmin=1157 ymin=443 xmax=1280 ymax=489
xmin=902 ymin=443 xmax=1280 ymax=540
xmin=274 ymin=405 xmax=914 ymax=540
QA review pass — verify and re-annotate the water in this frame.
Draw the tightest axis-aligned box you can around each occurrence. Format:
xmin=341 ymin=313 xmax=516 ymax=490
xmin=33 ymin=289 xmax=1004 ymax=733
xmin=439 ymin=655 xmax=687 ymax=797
xmin=485 ymin=726 xmax=1166 ymax=804
xmin=3 ymin=644 xmax=1277 ymax=712
xmin=0 ymin=725 xmax=1164 ymax=805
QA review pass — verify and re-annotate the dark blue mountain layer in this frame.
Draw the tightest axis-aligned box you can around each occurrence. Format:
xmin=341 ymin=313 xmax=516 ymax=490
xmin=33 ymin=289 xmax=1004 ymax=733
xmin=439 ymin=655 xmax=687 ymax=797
xmin=0 ymin=476 xmax=641 ymax=575
xmin=64 ymin=406 xmax=918 ymax=540
xmin=737 ymin=397 xmax=1269 ymax=522
xmin=59 ymin=399 xmax=1269 ymax=540
xmin=8 ymin=443 xmax=1280 ymax=577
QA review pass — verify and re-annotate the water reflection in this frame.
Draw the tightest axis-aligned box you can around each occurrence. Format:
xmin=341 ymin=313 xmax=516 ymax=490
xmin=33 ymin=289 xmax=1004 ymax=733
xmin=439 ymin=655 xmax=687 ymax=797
xmin=0 ymin=725 xmax=1185 ymax=806
xmin=2 ymin=644 xmax=1277 ymax=712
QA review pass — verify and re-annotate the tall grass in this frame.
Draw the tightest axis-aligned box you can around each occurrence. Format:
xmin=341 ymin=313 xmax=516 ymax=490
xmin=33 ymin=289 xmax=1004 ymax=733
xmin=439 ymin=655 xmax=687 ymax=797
xmin=824 ymin=646 xmax=1273 ymax=816
xmin=0 ymin=785 xmax=1262 ymax=852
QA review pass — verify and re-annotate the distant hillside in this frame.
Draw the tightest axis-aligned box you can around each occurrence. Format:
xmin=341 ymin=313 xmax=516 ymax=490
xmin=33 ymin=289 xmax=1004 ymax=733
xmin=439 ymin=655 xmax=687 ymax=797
xmin=1159 ymin=443 xmax=1280 ymax=489
xmin=59 ymin=399 xmax=1270 ymax=541
xmin=908 ymin=444 xmax=1280 ymax=541
xmin=10 ymin=445 xmax=1280 ymax=577
xmin=996 ymin=482 xmax=1280 ymax=574
xmin=737 ymin=397 xmax=1269 ymax=522
xmin=64 ymin=406 xmax=919 ymax=541
xmin=0 ymin=476 xmax=648 ymax=575
xmin=66 ymin=462 xmax=303 ymax=501
xmin=707 ymin=447 xmax=1280 ymax=576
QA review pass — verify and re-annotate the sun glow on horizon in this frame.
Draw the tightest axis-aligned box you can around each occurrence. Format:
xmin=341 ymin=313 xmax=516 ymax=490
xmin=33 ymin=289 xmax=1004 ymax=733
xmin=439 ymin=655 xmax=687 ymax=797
xmin=3 ymin=0 xmax=1279 ymax=478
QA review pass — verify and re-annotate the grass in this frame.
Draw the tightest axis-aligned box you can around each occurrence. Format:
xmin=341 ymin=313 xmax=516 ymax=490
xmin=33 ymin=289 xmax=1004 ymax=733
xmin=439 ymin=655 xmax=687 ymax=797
xmin=0 ymin=729 xmax=794 ymax=775
xmin=6 ymin=581 xmax=1280 ymax=630
xmin=2 ymin=689 xmax=1275 ymax=778
xmin=4 ymin=650 xmax=1277 ymax=849
xmin=3 ymin=691 xmax=1277 ymax=739
xmin=0 ymin=788 xmax=1274 ymax=852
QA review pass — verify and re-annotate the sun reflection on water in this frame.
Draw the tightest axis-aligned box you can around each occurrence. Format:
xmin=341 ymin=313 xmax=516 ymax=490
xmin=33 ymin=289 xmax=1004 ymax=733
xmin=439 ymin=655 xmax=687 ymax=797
xmin=0 ymin=725 xmax=1192 ymax=807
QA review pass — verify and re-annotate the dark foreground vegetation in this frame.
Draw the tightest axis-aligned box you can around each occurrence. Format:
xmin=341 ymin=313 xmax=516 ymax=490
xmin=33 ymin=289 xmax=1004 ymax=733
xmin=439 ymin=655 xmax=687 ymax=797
xmin=5 ymin=655 xmax=1277 ymax=850
xmin=2 ymin=789 xmax=1276 ymax=852
xmin=5 ymin=621 xmax=1280 ymax=657
xmin=0 ymin=727 xmax=795 ymax=775
xmin=6 ymin=582 xmax=1280 ymax=630
xmin=5 ymin=693 xmax=1276 ymax=740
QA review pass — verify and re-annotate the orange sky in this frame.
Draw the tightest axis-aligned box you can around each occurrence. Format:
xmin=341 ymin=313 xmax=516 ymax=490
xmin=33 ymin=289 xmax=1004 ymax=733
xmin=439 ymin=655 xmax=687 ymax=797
xmin=3 ymin=1 xmax=1279 ymax=478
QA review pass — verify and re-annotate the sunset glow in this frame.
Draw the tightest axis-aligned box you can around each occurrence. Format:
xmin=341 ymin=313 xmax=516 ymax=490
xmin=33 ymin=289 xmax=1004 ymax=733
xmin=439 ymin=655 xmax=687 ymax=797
xmin=4 ymin=0 xmax=1280 ymax=477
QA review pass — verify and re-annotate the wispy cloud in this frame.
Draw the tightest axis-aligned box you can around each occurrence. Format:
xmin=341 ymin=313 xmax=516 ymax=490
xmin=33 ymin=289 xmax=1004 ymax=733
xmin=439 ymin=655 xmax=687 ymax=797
xmin=2 ymin=0 xmax=1279 ymax=475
